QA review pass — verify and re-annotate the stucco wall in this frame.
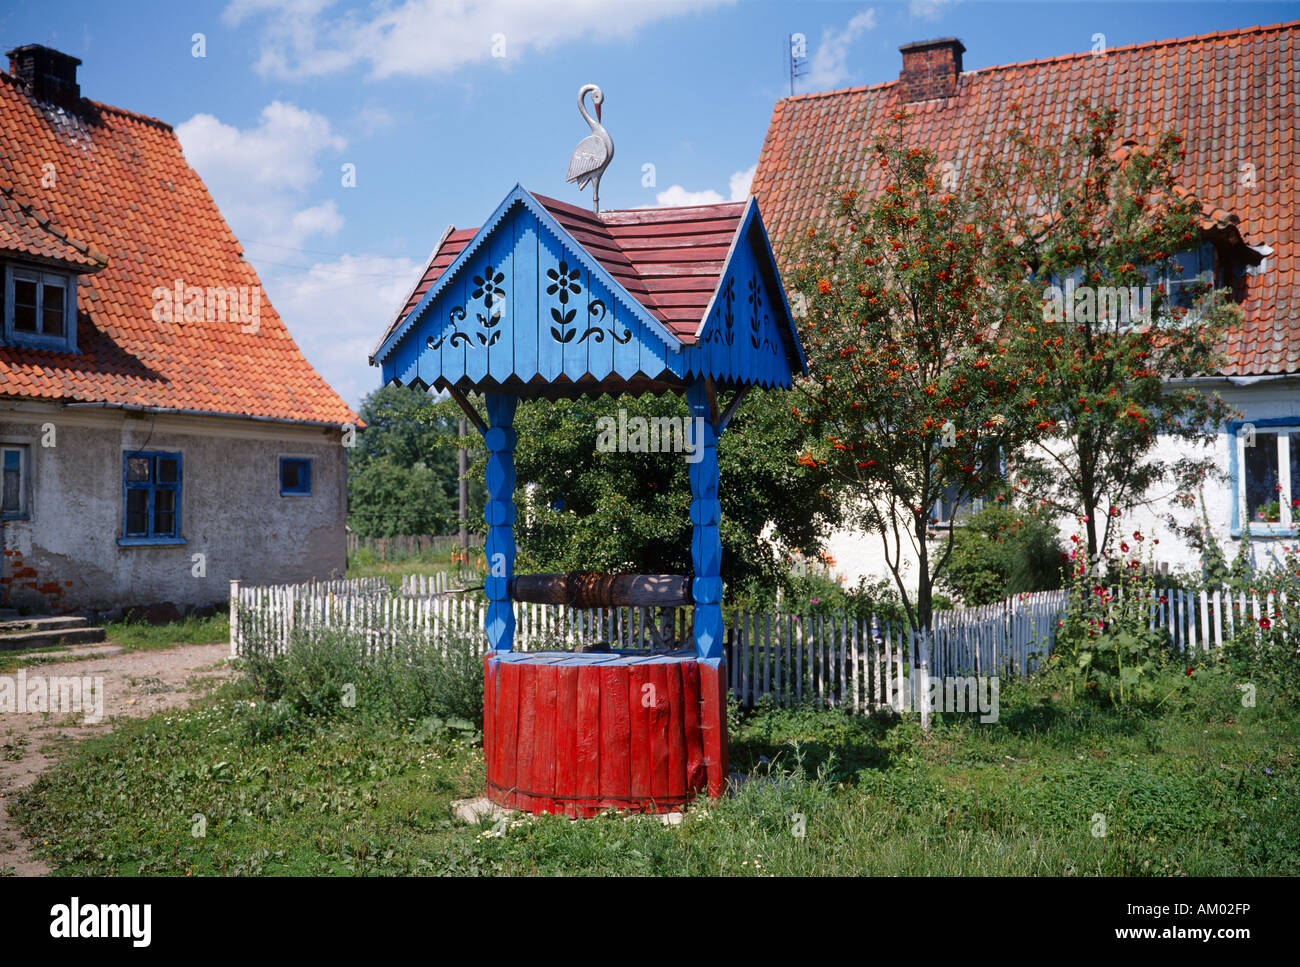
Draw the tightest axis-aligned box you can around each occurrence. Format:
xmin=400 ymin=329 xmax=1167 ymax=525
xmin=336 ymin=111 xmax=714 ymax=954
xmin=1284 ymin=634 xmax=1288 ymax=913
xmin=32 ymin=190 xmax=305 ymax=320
xmin=822 ymin=380 xmax=1300 ymax=591
xmin=1 ymin=403 xmax=348 ymax=613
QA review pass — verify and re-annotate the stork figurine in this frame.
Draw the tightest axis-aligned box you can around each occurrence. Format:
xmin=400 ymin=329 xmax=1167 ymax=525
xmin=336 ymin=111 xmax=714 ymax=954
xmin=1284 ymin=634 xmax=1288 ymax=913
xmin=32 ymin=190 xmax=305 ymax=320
xmin=565 ymin=84 xmax=614 ymax=213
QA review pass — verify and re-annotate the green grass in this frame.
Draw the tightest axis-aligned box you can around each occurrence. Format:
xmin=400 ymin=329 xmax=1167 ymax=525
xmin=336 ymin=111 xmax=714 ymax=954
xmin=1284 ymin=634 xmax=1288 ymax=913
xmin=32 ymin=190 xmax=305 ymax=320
xmin=11 ymin=653 xmax=1298 ymax=876
xmin=104 ymin=612 xmax=230 ymax=651
xmin=0 ymin=646 xmax=80 ymax=674
xmin=345 ymin=547 xmax=482 ymax=589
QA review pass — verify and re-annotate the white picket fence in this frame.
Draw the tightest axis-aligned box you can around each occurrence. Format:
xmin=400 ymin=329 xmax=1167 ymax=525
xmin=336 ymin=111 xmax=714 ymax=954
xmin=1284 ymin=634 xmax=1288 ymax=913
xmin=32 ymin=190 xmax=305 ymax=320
xmin=228 ymin=579 xmax=1072 ymax=713
xmin=728 ymin=591 xmax=1067 ymax=714
xmin=398 ymin=573 xmax=457 ymax=596
xmin=232 ymin=581 xmax=702 ymax=660
xmin=1137 ymin=586 xmax=1292 ymax=651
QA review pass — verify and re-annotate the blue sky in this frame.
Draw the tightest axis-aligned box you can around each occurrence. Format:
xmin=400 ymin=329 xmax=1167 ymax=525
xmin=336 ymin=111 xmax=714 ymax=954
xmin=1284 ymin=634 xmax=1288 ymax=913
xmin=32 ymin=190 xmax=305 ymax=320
xmin=2 ymin=0 xmax=1292 ymax=408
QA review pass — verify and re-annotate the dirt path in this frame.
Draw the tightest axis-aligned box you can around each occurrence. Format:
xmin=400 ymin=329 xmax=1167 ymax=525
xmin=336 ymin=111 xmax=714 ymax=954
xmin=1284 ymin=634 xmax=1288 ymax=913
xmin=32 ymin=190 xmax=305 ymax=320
xmin=0 ymin=641 xmax=231 ymax=876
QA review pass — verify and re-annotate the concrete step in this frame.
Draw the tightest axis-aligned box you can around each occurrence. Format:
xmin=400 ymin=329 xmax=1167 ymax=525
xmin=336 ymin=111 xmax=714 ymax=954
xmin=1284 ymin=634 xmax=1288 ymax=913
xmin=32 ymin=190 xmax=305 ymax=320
xmin=0 ymin=615 xmax=90 ymax=634
xmin=0 ymin=626 xmax=107 ymax=652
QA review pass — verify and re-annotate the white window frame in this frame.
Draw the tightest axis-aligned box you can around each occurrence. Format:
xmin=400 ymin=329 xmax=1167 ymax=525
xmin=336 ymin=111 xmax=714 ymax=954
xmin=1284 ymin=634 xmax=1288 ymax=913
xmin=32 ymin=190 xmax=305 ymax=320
xmin=1236 ymin=425 xmax=1296 ymax=533
xmin=3 ymin=262 xmax=78 ymax=352
xmin=1 ymin=443 xmax=29 ymax=519
xmin=1136 ymin=241 xmax=1217 ymax=325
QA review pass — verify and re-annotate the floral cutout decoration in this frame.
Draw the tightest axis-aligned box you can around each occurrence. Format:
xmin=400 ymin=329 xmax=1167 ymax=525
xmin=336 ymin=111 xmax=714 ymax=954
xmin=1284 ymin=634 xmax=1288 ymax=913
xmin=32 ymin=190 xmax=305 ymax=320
xmin=747 ymin=270 xmax=778 ymax=355
xmin=704 ymin=277 xmax=736 ymax=346
xmin=548 ymin=258 xmax=632 ymax=346
xmin=429 ymin=262 xmax=507 ymax=350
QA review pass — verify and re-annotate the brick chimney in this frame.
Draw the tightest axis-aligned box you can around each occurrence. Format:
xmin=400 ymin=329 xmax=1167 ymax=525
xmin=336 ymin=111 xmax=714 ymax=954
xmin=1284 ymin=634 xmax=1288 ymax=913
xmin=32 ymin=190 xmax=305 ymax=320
xmin=898 ymin=38 xmax=964 ymax=102
xmin=6 ymin=44 xmax=82 ymax=110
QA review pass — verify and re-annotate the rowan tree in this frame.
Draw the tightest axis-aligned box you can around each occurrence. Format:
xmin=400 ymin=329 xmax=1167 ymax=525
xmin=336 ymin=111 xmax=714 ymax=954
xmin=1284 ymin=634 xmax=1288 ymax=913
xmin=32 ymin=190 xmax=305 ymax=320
xmin=791 ymin=117 xmax=1046 ymax=635
xmin=982 ymin=104 xmax=1241 ymax=563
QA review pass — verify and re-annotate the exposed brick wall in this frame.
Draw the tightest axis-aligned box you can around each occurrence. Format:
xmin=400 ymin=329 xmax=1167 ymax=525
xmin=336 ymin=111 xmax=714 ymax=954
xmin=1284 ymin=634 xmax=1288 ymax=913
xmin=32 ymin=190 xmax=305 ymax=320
xmin=1 ymin=544 xmax=72 ymax=614
xmin=898 ymin=38 xmax=965 ymax=102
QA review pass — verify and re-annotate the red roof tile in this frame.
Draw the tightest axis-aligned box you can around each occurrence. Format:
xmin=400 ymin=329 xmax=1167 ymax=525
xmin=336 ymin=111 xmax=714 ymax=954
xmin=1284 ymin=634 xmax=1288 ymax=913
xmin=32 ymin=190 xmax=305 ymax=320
xmin=0 ymin=71 xmax=358 ymax=425
xmin=0 ymin=182 xmax=106 ymax=268
xmin=751 ymin=20 xmax=1300 ymax=376
xmin=388 ymin=189 xmax=746 ymax=348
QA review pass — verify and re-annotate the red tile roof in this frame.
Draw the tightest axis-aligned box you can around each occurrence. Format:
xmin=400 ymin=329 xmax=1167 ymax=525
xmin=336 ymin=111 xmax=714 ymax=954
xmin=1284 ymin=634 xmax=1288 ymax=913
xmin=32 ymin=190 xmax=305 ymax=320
xmin=751 ymin=20 xmax=1300 ymax=376
xmin=387 ymin=189 xmax=746 ymax=348
xmin=0 ymin=182 xmax=106 ymax=269
xmin=0 ymin=71 xmax=358 ymax=425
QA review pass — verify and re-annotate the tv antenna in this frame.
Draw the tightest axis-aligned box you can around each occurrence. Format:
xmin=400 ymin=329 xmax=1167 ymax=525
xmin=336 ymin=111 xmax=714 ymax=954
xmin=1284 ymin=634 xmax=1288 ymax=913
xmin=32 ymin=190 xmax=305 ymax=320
xmin=788 ymin=32 xmax=808 ymax=96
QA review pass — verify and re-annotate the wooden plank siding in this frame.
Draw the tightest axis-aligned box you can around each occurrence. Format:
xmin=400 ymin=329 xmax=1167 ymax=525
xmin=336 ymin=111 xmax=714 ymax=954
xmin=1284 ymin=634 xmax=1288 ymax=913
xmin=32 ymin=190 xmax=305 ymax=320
xmin=372 ymin=187 xmax=806 ymax=397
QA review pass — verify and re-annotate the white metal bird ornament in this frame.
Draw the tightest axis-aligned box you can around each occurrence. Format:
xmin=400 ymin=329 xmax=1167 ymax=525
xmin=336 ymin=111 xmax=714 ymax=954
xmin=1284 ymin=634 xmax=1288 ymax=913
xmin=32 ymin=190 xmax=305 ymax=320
xmin=565 ymin=84 xmax=614 ymax=213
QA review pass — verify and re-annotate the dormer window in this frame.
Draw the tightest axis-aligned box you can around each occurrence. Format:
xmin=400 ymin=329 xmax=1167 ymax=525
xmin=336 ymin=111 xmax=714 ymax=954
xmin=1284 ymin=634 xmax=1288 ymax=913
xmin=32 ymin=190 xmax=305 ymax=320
xmin=1149 ymin=241 xmax=1217 ymax=310
xmin=3 ymin=263 xmax=78 ymax=351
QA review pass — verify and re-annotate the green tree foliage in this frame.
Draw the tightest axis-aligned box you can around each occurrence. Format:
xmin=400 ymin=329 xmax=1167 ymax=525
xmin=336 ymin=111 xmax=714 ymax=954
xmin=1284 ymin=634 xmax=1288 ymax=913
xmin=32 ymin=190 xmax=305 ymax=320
xmin=791 ymin=114 xmax=1046 ymax=634
xmin=937 ymin=503 xmax=1065 ymax=606
xmin=348 ymin=457 xmax=454 ymax=537
xmin=347 ymin=385 xmax=481 ymax=537
xmin=983 ymin=104 xmax=1240 ymax=563
xmin=505 ymin=390 xmax=841 ymax=599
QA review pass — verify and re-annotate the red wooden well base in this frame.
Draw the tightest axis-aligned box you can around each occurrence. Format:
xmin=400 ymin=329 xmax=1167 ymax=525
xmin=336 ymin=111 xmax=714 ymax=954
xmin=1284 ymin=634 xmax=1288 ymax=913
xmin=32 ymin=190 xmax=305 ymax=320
xmin=483 ymin=651 xmax=728 ymax=817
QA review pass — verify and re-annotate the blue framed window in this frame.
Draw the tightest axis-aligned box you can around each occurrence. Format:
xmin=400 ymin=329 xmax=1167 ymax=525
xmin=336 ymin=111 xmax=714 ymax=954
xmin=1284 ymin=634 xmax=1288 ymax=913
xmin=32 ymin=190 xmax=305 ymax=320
xmin=2 ymin=445 xmax=28 ymax=519
xmin=1229 ymin=419 xmax=1298 ymax=537
xmin=3 ymin=263 xmax=78 ymax=352
xmin=280 ymin=457 xmax=311 ymax=496
xmin=121 ymin=451 xmax=183 ymax=545
xmin=931 ymin=444 xmax=1003 ymax=527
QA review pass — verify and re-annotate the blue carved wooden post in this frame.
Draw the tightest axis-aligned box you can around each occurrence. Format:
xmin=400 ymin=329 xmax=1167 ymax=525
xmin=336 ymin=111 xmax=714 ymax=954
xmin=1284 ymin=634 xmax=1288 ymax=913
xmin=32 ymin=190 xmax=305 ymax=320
xmin=687 ymin=379 xmax=728 ymax=793
xmin=686 ymin=380 xmax=723 ymax=660
xmin=484 ymin=393 xmax=518 ymax=651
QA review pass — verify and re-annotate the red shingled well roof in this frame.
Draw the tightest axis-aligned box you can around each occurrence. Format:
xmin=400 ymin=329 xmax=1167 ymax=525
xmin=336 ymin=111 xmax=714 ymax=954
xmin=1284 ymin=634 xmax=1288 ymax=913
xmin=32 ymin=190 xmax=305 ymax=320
xmin=387 ymin=189 xmax=747 ymax=348
xmin=751 ymin=20 xmax=1299 ymax=376
xmin=0 ymin=70 xmax=358 ymax=425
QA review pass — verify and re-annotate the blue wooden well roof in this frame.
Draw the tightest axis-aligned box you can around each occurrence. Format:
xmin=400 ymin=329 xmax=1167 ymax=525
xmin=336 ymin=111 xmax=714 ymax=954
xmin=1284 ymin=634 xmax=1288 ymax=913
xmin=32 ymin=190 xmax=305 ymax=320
xmin=371 ymin=185 xmax=806 ymax=400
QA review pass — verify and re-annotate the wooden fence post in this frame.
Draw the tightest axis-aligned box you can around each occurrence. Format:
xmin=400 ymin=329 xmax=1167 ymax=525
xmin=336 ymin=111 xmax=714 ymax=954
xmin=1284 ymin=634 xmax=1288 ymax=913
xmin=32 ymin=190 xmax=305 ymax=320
xmin=916 ymin=630 xmax=931 ymax=731
xmin=228 ymin=579 xmax=240 ymax=658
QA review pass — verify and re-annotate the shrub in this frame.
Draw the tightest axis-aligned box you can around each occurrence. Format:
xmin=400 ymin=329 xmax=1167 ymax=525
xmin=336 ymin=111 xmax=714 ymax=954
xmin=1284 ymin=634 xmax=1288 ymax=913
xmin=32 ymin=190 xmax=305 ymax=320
xmin=752 ymin=572 xmax=946 ymax=625
xmin=938 ymin=503 xmax=1065 ymax=606
xmin=243 ymin=626 xmax=486 ymax=725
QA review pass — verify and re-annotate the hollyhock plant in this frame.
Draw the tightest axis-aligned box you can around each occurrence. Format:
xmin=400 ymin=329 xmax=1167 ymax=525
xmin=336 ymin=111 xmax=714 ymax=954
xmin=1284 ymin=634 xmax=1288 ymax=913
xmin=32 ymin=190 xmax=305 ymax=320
xmin=1055 ymin=512 xmax=1171 ymax=706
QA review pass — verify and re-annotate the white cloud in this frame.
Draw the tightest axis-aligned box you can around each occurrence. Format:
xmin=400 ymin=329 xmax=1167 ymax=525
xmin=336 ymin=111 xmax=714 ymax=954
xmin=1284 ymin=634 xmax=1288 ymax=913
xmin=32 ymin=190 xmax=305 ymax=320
xmin=654 ymin=164 xmax=756 ymax=207
xmin=805 ymin=8 xmax=877 ymax=91
xmin=175 ymin=100 xmax=402 ymax=408
xmin=909 ymin=0 xmax=958 ymax=22
xmin=290 ymin=202 xmax=345 ymax=239
xmin=655 ymin=185 xmax=725 ymax=207
xmin=176 ymin=101 xmax=347 ymax=250
xmin=177 ymin=101 xmax=344 ymax=189
xmin=728 ymin=163 xmax=756 ymax=201
xmin=223 ymin=0 xmax=731 ymax=81
xmin=265 ymin=254 xmax=425 ymax=410
xmin=356 ymin=102 xmax=396 ymax=135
